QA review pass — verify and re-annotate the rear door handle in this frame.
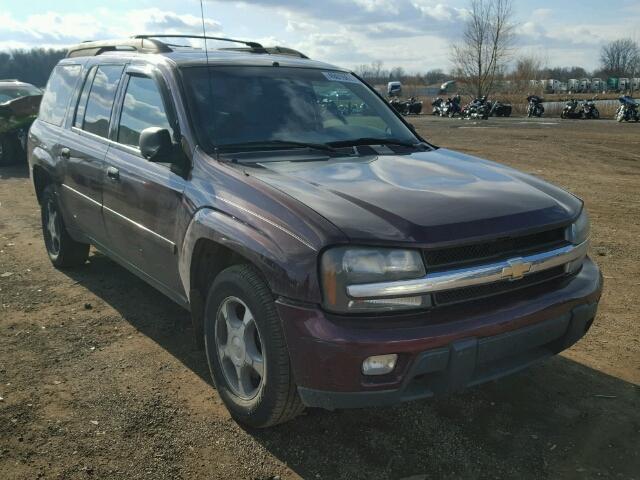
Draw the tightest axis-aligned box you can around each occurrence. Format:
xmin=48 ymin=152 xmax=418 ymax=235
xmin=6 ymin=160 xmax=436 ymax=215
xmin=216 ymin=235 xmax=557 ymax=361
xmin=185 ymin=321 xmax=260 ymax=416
xmin=106 ymin=166 xmax=120 ymax=181
xmin=60 ymin=148 xmax=71 ymax=159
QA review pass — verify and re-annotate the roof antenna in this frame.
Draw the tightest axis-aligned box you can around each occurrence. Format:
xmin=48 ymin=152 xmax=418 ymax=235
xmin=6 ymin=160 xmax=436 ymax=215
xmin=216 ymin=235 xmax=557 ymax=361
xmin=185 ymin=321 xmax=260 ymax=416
xmin=199 ymin=0 xmax=210 ymax=64
xmin=200 ymin=0 xmax=219 ymax=159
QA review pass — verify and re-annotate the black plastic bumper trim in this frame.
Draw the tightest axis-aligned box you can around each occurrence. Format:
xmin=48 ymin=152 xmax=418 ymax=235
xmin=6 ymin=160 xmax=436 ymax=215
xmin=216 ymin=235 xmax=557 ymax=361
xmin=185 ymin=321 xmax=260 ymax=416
xmin=297 ymin=302 xmax=599 ymax=410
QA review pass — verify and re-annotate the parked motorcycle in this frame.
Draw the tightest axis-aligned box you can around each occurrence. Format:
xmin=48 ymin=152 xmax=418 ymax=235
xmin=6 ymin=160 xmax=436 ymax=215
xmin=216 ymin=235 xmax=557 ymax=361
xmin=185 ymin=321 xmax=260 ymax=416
xmin=560 ymin=98 xmax=600 ymax=120
xmin=582 ymin=99 xmax=600 ymax=119
xmin=390 ymin=97 xmax=422 ymax=115
xmin=436 ymin=96 xmax=462 ymax=118
xmin=431 ymin=97 xmax=445 ymax=116
xmin=488 ymin=100 xmax=512 ymax=117
xmin=526 ymin=95 xmax=545 ymax=117
xmin=462 ymin=96 xmax=490 ymax=120
xmin=615 ymin=96 xmax=639 ymax=122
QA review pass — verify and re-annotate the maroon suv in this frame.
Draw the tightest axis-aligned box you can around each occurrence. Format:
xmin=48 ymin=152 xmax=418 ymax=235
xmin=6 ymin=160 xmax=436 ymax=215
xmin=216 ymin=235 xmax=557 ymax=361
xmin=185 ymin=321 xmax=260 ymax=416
xmin=28 ymin=36 xmax=602 ymax=427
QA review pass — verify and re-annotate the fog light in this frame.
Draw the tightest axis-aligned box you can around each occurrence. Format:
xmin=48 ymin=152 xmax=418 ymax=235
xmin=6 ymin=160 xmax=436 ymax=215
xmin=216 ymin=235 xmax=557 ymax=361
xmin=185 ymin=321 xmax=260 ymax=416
xmin=362 ymin=354 xmax=398 ymax=376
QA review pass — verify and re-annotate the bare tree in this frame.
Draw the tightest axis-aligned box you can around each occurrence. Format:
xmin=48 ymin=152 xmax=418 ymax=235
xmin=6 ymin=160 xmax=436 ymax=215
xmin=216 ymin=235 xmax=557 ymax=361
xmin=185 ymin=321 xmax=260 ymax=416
xmin=510 ymin=54 xmax=545 ymax=92
xmin=600 ymin=38 xmax=640 ymax=78
xmin=451 ymin=0 xmax=515 ymax=97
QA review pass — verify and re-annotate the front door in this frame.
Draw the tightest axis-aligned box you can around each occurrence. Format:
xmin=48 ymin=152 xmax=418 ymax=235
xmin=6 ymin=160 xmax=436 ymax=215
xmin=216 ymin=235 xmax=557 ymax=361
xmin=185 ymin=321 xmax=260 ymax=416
xmin=101 ymin=68 xmax=186 ymax=296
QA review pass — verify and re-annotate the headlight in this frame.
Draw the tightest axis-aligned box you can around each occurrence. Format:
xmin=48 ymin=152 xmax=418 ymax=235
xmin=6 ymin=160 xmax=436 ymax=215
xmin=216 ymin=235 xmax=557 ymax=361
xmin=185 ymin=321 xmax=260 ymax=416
xmin=566 ymin=208 xmax=590 ymax=274
xmin=568 ymin=208 xmax=590 ymax=245
xmin=321 ymin=247 xmax=429 ymax=313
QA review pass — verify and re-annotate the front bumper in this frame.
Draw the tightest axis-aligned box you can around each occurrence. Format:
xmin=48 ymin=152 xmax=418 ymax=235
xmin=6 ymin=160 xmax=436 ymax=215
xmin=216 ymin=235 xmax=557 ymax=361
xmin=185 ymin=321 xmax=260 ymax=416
xmin=277 ymin=258 xmax=603 ymax=410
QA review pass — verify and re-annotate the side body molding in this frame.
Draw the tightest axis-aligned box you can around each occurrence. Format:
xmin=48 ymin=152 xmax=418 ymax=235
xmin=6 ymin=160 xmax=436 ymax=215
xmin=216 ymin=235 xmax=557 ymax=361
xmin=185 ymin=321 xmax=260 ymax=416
xmin=179 ymin=207 xmax=323 ymax=304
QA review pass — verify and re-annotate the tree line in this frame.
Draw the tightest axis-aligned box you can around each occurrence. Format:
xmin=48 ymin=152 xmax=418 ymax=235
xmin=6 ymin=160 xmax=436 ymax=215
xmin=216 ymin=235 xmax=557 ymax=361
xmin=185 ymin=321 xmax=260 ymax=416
xmin=357 ymin=0 xmax=639 ymax=96
xmin=0 ymin=49 xmax=67 ymax=87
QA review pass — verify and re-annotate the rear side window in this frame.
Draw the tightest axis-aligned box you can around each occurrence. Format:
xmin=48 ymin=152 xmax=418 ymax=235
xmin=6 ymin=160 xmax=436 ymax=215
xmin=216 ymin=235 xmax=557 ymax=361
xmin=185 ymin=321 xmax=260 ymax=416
xmin=82 ymin=65 xmax=124 ymax=138
xmin=117 ymin=76 xmax=172 ymax=148
xmin=73 ymin=66 xmax=97 ymax=128
xmin=39 ymin=65 xmax=82 ymax=126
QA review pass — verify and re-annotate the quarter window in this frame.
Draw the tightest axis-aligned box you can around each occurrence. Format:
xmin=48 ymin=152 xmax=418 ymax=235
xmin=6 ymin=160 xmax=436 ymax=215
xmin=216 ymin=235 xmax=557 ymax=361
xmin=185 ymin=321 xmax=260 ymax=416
xmin=83 ymin=65 xmax=124 ymax=138
xmin=117 ymin=75 xmax=172 ymax=148
xmin=74 ymin=66 xmax=97 ymax=128
xmin=39 ymin=65 xmax=82 ymax=126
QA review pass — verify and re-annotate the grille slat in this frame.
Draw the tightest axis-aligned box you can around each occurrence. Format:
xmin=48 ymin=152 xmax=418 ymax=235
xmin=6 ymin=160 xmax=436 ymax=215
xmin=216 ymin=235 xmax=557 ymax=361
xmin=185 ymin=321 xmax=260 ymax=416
xmin=424 ymin=228 xmax=567 ymax=270
xmin=434 ymin=266 xmax=566 ymax=305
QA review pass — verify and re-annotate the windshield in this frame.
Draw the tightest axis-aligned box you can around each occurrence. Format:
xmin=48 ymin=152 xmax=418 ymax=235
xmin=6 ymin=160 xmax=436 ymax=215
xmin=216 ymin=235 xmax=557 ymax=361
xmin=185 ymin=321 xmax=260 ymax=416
xmin=181 ymin=66 xmax=419 ymax=152
xmin=0 ymin=85 xmax=42 ymax=104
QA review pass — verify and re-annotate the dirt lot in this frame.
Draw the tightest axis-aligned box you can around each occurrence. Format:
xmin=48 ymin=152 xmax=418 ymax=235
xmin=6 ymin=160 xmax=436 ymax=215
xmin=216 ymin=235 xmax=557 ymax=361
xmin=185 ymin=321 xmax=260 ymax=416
xmin=1 ymin=117 xmax=639 ymax=480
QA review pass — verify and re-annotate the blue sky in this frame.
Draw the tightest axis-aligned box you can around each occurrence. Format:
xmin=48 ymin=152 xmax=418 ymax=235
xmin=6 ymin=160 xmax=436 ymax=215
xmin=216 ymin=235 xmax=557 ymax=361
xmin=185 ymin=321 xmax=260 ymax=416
xmin=1 ymin=0 xmax=639 ymax=72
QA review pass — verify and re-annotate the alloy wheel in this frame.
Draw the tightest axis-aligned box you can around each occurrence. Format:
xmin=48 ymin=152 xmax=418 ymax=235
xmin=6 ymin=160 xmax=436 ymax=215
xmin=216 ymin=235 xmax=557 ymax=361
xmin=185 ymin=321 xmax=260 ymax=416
xmin=215 ymin=296 xmax=265 ymax=400
xmin=44 ymin=199 xmax=61 ymax=256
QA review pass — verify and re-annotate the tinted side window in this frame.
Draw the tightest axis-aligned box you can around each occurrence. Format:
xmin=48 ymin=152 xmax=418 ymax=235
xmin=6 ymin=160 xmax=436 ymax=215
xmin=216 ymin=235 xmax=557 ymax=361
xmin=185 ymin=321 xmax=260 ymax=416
xmin=83 ymin=65 xmax=124 ymax=138
xmin=39 ymin=65 xmax=82 ymax=126
xmin=117 ymin=76 xmax=172 ymax=148
xmin=74 ymin=66 xmax=97 ymax=128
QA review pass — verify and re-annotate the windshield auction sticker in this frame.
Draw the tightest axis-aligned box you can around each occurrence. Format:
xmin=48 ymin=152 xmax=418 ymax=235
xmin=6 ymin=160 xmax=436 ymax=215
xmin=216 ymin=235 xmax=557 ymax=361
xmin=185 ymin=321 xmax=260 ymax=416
xmin=322 ymin=71 xmax=360 ymax=84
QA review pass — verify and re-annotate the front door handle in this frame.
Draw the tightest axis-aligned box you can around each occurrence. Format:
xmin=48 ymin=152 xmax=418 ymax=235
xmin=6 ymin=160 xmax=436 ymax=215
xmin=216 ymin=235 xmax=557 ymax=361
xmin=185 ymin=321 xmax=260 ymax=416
xmin=60 ymin=148 xmax=71 ymax=159
xmin=106 ymin=166 xmax=120 ymax=181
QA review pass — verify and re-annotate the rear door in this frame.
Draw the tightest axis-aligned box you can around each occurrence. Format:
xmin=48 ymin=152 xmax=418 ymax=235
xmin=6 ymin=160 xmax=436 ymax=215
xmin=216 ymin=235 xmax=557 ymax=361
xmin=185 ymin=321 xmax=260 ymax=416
xmin=101 ymin=65 xmax=186 ymax=295
xmin=58 ymin=63 xmax=125 ymax=244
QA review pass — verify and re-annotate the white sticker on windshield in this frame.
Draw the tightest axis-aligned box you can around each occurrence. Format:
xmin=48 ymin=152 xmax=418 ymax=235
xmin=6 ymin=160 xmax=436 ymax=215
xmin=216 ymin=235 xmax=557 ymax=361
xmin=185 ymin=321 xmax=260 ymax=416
xmin=322 ymin=71 xmax=359 ymax=84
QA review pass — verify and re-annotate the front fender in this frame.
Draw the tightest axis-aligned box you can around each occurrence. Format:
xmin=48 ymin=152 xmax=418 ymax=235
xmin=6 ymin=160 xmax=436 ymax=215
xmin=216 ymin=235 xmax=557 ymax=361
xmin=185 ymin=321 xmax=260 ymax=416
xmin=179 ymin=207 xmax=322 ymax=304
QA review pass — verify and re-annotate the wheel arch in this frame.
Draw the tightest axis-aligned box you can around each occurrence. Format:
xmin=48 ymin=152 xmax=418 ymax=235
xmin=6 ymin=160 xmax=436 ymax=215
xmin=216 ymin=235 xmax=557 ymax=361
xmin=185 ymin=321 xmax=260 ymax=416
xmin=32 ymin=164 xmax=54 ymax=204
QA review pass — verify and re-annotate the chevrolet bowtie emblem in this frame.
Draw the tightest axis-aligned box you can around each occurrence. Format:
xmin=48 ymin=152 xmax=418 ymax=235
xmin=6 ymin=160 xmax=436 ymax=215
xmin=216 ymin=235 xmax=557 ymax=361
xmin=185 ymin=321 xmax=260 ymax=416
xmin=501 ymin=258 xmax=532 ymax=280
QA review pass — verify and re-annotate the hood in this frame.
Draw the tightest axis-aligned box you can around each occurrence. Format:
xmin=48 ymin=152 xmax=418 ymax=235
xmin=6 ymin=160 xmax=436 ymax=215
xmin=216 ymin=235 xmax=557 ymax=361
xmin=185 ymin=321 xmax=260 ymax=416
xmin=246 ymin=148 xmax=581 ymax=245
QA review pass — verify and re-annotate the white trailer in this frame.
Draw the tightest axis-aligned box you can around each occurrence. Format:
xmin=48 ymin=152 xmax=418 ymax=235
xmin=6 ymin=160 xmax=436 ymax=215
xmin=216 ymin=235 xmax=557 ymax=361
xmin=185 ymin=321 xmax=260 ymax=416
xmin=568 ymin=79 xmax=580 ymax=91
xmin=619 ymin=78 xmax=630 ymax=91
xmin=579 ymin=78 xmax=591 ymax=92
xmin=591 ymin=78 xmax=604 ymax=92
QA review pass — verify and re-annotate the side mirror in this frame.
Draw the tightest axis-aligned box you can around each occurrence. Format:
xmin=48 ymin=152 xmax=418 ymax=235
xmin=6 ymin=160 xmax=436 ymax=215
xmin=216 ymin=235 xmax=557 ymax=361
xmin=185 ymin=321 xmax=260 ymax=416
xmin=139 ymin=127 xmax=174 ymax=162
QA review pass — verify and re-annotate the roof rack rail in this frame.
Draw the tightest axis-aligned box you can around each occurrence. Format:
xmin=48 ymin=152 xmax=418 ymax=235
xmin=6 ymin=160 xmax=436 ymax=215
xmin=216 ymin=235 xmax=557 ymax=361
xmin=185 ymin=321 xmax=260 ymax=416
xmin=219 ymin=46 xmax=309 ymax=59
xmin=65 ymin=35 xmax=309 ymax=59
xmin=133 ymin=34 xmax=265 ymax=51
xmin=0 ymin=79 xmax=21 ymax=82
xmin=66 ymin=38 xmax=172 ymax=58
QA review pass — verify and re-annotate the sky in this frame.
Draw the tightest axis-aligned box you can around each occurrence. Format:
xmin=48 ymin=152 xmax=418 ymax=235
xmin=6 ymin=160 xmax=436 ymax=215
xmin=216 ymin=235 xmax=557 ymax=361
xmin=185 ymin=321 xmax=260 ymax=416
xmin=1 ymin=0 xmax=639 ymax=73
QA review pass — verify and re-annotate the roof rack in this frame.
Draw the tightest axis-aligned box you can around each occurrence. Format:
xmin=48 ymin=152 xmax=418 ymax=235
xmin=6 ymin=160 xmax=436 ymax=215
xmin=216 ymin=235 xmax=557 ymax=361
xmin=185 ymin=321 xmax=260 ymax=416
xmin=133 ymin=34 xmax=265 ymax=51
xmin=66 ymin=35 xmax=309 ymax=59
xmin=219 ymin=46 xmax=309 ymax=59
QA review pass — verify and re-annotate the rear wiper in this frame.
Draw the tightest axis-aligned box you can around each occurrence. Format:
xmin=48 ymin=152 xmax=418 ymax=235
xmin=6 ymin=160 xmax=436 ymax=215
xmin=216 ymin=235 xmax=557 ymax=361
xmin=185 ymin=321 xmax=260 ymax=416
xmin=217 ymin=140 xmax=337 ymax=153
xmin=327 ymin=137 xmax=426 ymax=150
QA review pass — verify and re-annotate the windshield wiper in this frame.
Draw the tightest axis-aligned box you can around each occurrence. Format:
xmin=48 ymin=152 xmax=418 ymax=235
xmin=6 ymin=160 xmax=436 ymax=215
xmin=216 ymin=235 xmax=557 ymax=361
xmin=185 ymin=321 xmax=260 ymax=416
xmin=217 ymin=140 xmax=338 ymax=154
xmin=328 ymin=137 xmax=425 ymax=149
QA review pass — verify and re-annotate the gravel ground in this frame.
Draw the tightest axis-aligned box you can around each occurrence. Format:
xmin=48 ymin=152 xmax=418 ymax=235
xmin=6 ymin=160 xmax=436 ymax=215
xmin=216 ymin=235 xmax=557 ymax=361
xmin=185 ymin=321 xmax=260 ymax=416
xmin=0 ymin=116 xmax=639 ymax=479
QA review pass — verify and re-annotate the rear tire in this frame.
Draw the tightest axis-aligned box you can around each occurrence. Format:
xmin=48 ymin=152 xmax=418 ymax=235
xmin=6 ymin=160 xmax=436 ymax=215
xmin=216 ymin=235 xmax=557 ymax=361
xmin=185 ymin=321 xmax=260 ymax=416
xmin=40 ymin=185 xmax=90 ymax=268
xmin=204 ymin=264 xmax=304 ymax=428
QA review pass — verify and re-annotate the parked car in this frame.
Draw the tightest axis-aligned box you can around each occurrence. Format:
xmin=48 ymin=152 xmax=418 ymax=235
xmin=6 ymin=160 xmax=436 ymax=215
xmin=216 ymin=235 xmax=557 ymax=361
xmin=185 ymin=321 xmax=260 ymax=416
xmin=0 ymin=79 xmax=42 ymax=165
xmin=29 ymin=36 xmax=602 ymax=428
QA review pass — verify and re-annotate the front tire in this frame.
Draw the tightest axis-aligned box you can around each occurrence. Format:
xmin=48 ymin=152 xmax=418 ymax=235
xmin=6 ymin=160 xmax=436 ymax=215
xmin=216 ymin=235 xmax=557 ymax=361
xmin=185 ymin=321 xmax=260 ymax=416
xmin=204 ymin=264 xmax=304 ymax=428
xmin=40 ymin=185 xmax=90 ymax=268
